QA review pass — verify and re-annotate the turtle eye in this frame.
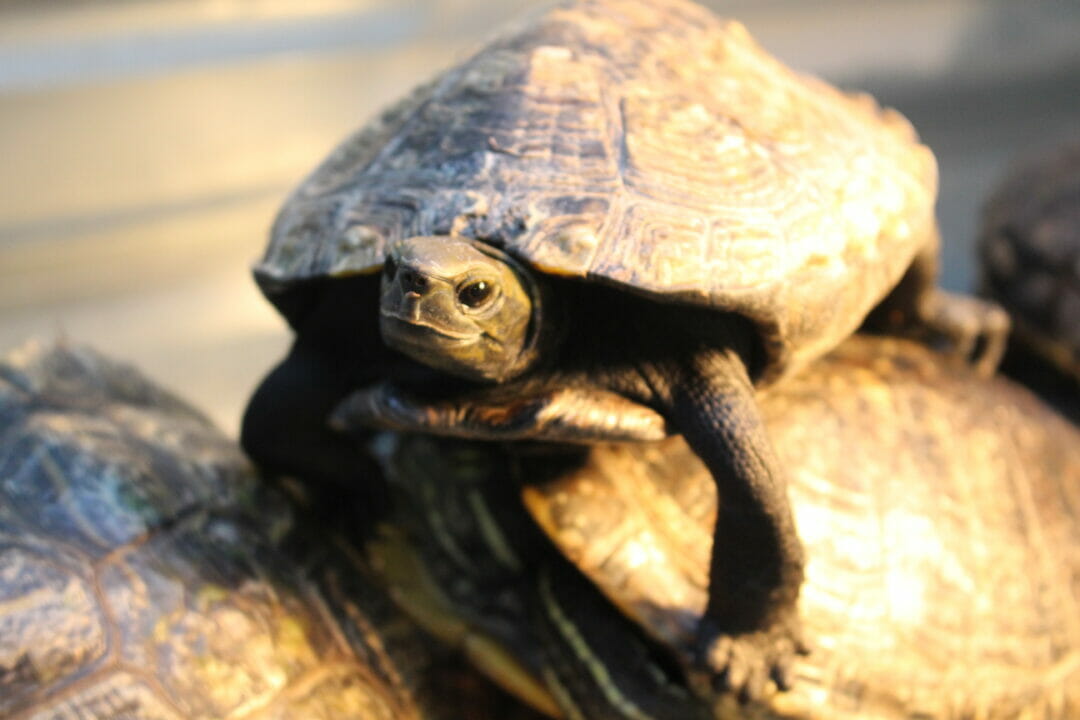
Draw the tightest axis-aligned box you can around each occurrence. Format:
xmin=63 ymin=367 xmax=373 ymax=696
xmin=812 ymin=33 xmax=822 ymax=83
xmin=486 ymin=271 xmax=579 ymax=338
xmin=458 ymin=280 xmax=494 ymax=308
xmin=382 ymin=256 xmax=398 ymax=279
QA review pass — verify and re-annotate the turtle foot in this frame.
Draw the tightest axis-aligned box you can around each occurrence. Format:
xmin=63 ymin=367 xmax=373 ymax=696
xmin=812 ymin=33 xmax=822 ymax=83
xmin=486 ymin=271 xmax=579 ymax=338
xmin=920 ymin=290 xmax=1010 ymax=377
xmin=690 ymin=612 xmax=809 ymax=704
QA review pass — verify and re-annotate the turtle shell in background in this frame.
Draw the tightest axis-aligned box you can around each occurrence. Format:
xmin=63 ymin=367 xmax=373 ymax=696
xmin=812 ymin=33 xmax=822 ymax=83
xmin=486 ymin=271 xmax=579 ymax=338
xmin=256 ymin=0 xmax=937 ymax=383
xmin=979 ymin=139 xmax=1080 ymax=412
xmin=0 ymin=341 xmax=541 ymax=720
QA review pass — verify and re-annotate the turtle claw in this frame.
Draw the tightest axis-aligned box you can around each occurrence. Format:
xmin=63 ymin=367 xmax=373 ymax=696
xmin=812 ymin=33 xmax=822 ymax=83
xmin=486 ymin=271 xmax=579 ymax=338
xmin=769 ymin=649 xmax=799 ymax=691
xmin=690 ymin=614 xmax=809 ymax=704
xmin=920 ymin=290 xmax=1010 ymax=377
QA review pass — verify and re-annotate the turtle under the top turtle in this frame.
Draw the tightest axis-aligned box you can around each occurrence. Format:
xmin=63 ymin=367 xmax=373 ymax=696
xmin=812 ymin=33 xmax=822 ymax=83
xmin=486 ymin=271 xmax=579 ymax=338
xmin=242 ymin=0 xmax=1007 ymax=699
xmin=0 ymin=340 xmax=545 ymax=720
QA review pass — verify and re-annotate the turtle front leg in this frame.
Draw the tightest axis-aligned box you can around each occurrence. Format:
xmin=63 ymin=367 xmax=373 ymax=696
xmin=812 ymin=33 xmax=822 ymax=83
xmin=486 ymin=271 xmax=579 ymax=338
xmin=241 ymin=335 xmax=391 ymax=527
xmin=629 ymin=345 xmax=807 ymax=702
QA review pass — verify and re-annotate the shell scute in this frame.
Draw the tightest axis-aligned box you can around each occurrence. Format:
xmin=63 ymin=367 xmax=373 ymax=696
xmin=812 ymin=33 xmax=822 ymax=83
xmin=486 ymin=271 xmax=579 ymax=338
xmin=592 ymin=201 xmax=710 ymax=294
xmin=520 ymin=217 xmax=604 ymax=277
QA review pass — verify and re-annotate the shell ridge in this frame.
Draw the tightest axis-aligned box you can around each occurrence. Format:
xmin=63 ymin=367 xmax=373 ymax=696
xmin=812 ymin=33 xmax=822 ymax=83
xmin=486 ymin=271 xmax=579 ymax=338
xmin=258 ymin=0 xmax=943 ymax=379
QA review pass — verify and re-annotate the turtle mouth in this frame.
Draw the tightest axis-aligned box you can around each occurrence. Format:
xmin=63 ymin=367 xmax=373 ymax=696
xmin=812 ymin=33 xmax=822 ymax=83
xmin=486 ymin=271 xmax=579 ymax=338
xmin=379 ymin=311 xmax=482 ymax=344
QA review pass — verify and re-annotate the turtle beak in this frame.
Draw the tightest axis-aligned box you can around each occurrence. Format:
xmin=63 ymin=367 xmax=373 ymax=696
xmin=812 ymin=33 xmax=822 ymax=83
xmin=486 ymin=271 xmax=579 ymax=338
xmin=380 ymin=262 xmax=484 ymax=341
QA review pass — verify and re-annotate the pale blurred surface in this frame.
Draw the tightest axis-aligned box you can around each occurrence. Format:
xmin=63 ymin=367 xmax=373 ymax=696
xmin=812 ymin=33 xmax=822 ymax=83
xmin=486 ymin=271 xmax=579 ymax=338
xmin=2 ymin=0 xmax=1079 ymax=435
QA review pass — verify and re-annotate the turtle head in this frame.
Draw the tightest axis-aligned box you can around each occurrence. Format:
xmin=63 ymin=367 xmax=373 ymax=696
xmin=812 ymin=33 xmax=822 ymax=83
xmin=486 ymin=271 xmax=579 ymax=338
xmin=379 ymin=236 xmax=541 ymax=383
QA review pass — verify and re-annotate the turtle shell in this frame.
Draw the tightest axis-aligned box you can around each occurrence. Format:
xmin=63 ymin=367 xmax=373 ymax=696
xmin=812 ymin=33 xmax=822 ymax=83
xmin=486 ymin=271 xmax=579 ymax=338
xmin=0 ymin=341 xmax=541 ymax=720
xmin=256 ymin=0 xmax=937 ymax=382
xmin=980 ymin=139 xmax=1080 ymax=383
xmin=521 ymin=336 xmax=1080 ymax=718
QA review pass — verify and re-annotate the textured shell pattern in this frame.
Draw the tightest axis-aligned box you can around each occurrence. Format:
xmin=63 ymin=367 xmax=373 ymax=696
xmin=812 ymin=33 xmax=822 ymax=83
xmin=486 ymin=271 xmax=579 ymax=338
xmin=257 ymin=0 xmax=937 ymax=380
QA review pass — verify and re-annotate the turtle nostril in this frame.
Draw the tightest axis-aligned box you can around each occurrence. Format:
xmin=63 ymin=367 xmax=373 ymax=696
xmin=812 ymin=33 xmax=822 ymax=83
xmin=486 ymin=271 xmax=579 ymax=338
xmin=400 ymin=269 xmax=429 ymax=295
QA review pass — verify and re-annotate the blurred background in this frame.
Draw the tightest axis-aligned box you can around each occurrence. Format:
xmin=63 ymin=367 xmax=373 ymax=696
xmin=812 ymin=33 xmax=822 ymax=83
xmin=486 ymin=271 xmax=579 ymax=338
xmin=2 ymin=0 xmax=1079 ymax=435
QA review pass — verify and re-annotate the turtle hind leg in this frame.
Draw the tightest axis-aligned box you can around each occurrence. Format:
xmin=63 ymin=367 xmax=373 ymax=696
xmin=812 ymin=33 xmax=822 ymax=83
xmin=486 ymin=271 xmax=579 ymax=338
xmin=916 ymin=288 xmax=1010 ymax=376
xmin=868 ymin=240 xmax=1010 ymax=377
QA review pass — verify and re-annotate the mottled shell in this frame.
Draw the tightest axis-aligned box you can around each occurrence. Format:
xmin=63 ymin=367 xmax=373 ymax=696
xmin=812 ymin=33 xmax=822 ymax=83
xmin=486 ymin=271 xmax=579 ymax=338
xmin=256 ymin=0 xmax=937 ymax=381
xmin=0 ymin=341 xmax=533 ymax=720
xmin=980 ymin=140 xmax=1080 ymax=381
xmin=524 ymin=336 xmax=1080 ymax=719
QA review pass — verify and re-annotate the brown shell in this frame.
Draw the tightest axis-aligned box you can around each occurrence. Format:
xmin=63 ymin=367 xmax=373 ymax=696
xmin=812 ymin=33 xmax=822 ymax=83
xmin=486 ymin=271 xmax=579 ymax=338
xmin=0 ymin=341 xmax=539 ymax=720
xmin=979 ymin=139 xmax=1080 ymax=381
xmin=256 ymin=0 xmax=937 ymax=381
xmin=524 ymin=336 xmax=1080 ymax=718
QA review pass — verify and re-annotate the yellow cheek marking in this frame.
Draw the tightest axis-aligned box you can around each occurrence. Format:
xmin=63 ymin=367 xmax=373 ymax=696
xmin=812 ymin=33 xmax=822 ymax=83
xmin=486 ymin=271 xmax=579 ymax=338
xmin=541 ymin=666 xmax=587 ymax=720
xmin=369 ymin=527 xmax=561 ymax=718
xmin=419 ymin=477 xmax=474 ymax=572
xmin=538 ymin=571 xmax=658 ymax=720
xmin=463 ymin=635 xmax=564 ymax=719
xmin=466 ymin=489 xmax=523 ymax=572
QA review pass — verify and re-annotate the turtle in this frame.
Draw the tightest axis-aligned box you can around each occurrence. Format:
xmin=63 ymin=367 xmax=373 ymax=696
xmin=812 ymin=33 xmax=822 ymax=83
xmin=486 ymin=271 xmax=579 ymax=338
xmin=241 ymin=0 xmax=1009 ymax=698
xmin=0 ymin=340 xmax=543 ymax=720
xmin=979 ymin=138 xmax=1080 ymax=420
xmin=365 ymin=335 xmax=1080 ymax=718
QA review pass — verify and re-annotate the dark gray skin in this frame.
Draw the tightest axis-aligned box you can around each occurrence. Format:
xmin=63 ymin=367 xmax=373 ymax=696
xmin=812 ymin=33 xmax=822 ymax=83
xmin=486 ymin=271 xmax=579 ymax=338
xmin=376 ymin=235 xmax=806 ymax=696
